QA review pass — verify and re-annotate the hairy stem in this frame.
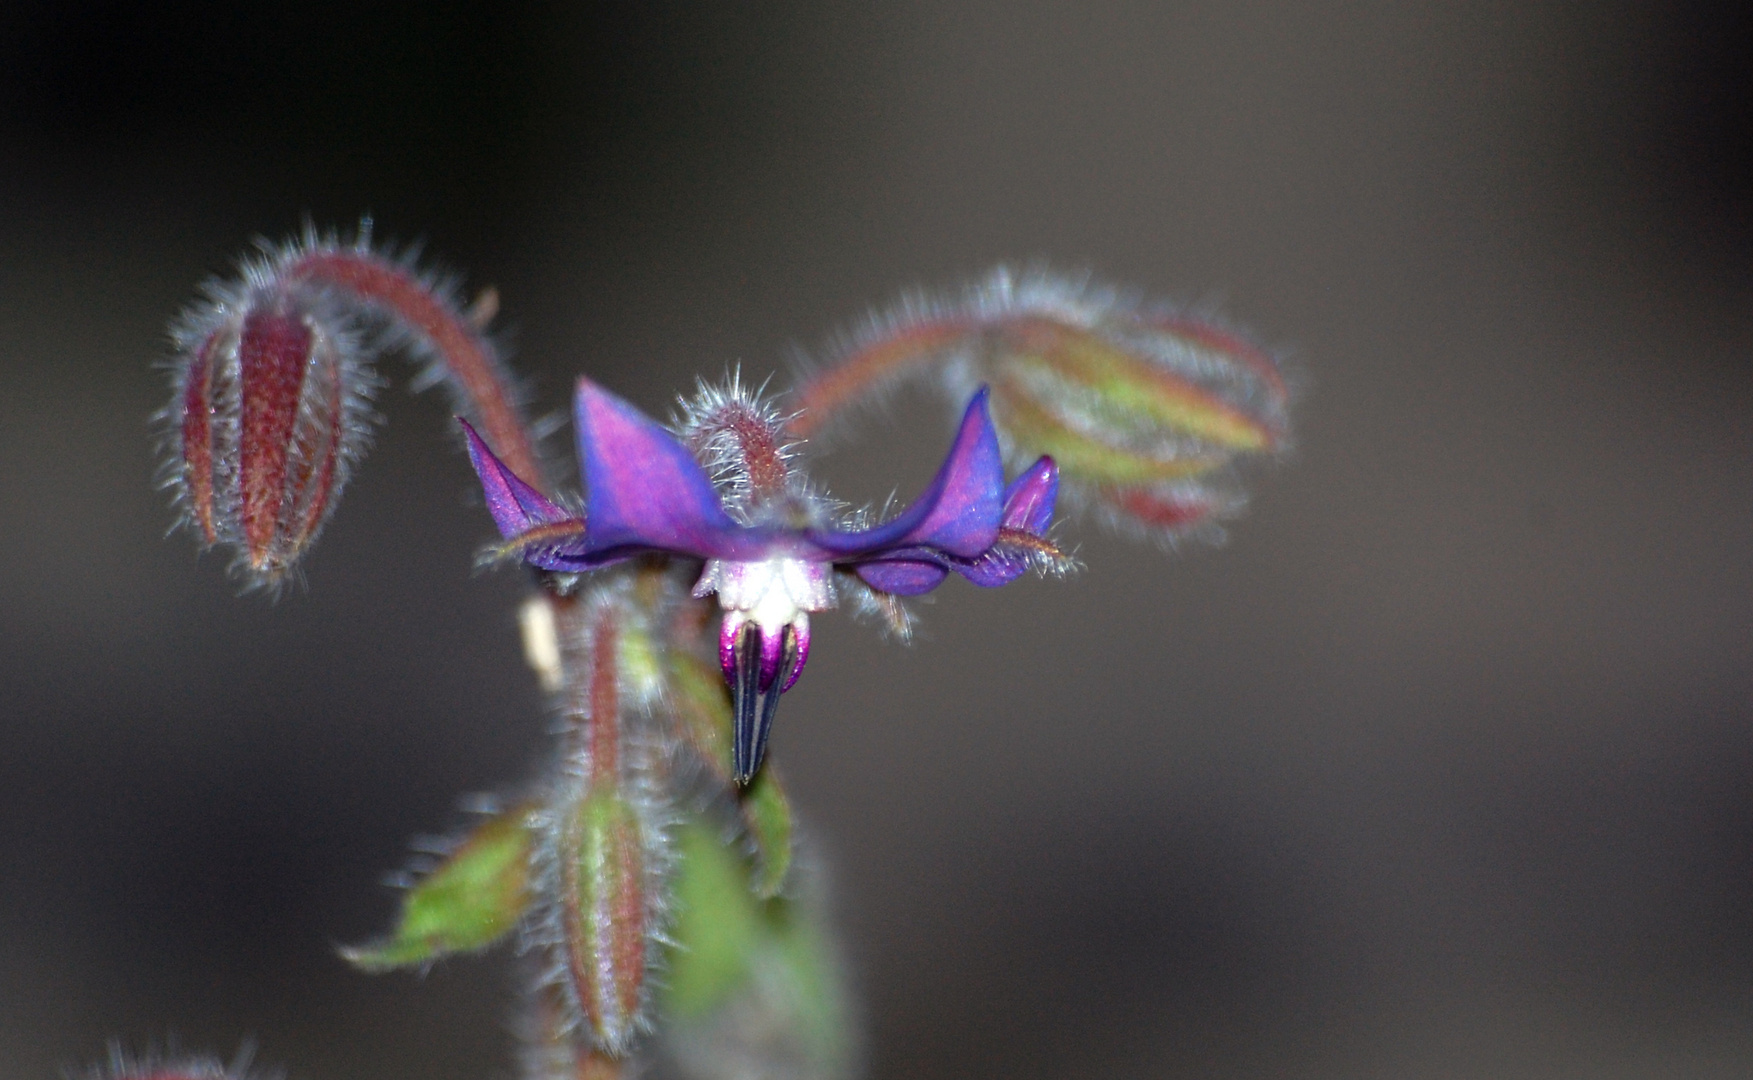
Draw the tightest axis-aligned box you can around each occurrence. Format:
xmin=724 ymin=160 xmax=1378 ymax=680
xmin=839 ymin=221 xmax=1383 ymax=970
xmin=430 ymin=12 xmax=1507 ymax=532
xmin=286 ymin=249 xmax=550 ymax=491
xmin=787 ymin=317 xmax=973 ymax=437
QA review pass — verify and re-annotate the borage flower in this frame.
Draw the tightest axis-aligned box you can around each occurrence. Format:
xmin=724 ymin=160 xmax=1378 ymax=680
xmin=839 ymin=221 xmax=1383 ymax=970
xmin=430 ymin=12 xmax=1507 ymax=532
xmin=462 ymin=378 xmax=1066 ymax=783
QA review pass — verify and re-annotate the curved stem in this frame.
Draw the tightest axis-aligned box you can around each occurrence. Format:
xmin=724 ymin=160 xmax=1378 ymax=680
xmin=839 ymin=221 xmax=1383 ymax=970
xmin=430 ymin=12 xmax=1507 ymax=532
xmin=786 ymin=317 xmax=973 ymax=438
xmin=287 ymin=249 xmax=551 ymax=492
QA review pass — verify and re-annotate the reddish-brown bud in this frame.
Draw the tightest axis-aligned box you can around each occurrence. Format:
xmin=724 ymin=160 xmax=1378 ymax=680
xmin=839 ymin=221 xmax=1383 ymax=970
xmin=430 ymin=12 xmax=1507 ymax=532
xmin=528 ymin=580 xmax=677 ymax=1057
xmin=162 ymin=226 xmax=543 ymax=590
xmin=167 ymin=278 xmax=374 ymax=588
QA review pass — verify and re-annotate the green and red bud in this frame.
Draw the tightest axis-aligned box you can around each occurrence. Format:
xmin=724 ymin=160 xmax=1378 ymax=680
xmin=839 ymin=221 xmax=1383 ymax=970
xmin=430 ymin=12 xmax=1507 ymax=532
xmin=530 ymin=581 xmax=678 ymax=1057
xmin=789 ymin=268 xmax=1291 ymax=542
xmin=553 ymin=786 xmax=658 ymax=1055
xmin=980 ymin=309 xmax=1286 ymax=539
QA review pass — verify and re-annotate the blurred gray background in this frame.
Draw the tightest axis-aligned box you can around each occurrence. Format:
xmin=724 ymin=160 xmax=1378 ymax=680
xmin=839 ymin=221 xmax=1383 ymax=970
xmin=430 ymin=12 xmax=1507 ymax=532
xmin=2 ymin=2 xmax=1751 ymax=1077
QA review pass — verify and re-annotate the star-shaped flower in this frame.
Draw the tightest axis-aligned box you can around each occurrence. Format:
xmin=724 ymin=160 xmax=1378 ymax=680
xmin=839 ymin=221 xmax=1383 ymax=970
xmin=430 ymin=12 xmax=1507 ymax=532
xmin=463 ymin=377 xmax=1062 ymax=782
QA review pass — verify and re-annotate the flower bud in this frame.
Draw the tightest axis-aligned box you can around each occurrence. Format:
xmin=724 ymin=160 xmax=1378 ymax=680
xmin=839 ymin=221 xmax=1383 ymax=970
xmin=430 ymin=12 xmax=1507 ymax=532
xmin=168 ymin=278 xmax=375 ymax=588
xmin=529 ymin=581 xmax=677 ymax=1057
xmin=789 ymin=268 xmax=1292 ymax=543
xmin=163 ymin=226 xmax=544 ymax=590
xmin=552 ymin=786 xmax=658 ymax=1054
xmin=978 ymin=308 xmax=1286 ymax=540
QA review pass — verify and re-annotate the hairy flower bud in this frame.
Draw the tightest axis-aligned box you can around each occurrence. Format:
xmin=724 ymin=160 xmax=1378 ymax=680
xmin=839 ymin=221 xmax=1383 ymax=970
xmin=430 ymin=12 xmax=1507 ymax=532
xmin=162 ymin=226 xmax=544 ymax=589
xmin=167 ymin=274 xmax=375 ymax=588
xmin=789 ymin=268 xmax=1292 ymax=543
xmin=556 ymin=786 xmax=654 ymax=1053
xmin=528 ymin=582 xmax=676 ymax=1057
xmin=976 ymin=307 xmax=1286 ymax=541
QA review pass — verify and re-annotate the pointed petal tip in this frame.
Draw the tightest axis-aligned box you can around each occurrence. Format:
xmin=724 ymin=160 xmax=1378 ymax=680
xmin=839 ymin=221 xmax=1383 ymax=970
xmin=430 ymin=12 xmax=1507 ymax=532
xmin=458 ymin=416 xmax=498 ymax=479
xmin=570 ymin=374 xmax=616 ymax=418
xmin=1000 ymin=454 xmax=1060 ymax=534
xmin=958 ymin=382 xmax=996 ymax=441
xmin=460 ymin=417 xmax=572 ymax=539
xmin=902 ymin=384 xmax=1006 ymax=556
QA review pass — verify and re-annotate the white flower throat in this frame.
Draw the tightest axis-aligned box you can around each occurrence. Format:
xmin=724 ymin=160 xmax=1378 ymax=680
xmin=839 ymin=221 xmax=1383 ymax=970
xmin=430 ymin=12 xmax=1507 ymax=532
xmin=694 ymin=555 xmax=836 ymax=626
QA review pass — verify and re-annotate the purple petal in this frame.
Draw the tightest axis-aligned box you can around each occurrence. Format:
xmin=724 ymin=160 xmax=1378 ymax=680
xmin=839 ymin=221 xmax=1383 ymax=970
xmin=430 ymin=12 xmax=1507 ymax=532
xmin=951 ymin=549 xmax=1029 ymax=588
xmin=461 ymin=418 xmax=573 ymax=537
xmin=520 ymin=542 xmax=599 ymax=572
xmin=1000 ymin=456 xmax=1058 ymax=533
xmin=780 ymin=618 xmax=811 ymax=693
xmin=952 ymin=455 xmax=1060 ymax=587
xmin=809 ymin=388 xmax=1004 ymax=559
xmin=573 ymin=378 xmax=749 ymax=560
xmin=855 ymin=559 xmax=950 ymax=595
xmin=461 ymin=419 xmax=609 ymax=571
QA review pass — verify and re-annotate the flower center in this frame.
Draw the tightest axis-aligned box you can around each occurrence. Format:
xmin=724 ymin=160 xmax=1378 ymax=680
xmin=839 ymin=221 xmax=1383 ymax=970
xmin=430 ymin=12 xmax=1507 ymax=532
xmin=692 ymin=556 xmax=834 ymax=783
xmin=693 ymin=556 xmax=835 ymax=625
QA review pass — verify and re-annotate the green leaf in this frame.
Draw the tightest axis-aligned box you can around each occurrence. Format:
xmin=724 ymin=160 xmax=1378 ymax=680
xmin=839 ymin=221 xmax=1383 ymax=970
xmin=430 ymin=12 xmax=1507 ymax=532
xmin=741 ymin=767 xmax=794 ymax=899
xmin=669 ymin=650 xmax=734 ymax=779
xmin=662 ymin=814 xmax=854 ymax=1073
xmin=664 ymin=819 xmax=763 ymax=1019
xmin=769 ymin=899 xmax=854 ymax=1072
xmin=341 ymin=802 xmax=537 ymax=972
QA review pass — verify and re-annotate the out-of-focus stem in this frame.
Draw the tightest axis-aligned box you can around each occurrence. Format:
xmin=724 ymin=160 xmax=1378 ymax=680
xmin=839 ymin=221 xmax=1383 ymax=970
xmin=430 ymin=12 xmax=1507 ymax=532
xmin=584 ymin=606 xmax=621 ymax=787
xmin=549 ymin=594 xmax=623 ymax=783
xmin=525 ymin=979 xmax=630 ymax=1080
xmin=286 ymin=249 xmax=549 ymax=491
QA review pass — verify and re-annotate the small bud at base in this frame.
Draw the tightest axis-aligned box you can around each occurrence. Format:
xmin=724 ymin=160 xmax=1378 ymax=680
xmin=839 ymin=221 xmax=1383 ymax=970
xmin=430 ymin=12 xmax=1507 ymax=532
xmin=83 ymin=1046 xmax=272 ymax=1080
